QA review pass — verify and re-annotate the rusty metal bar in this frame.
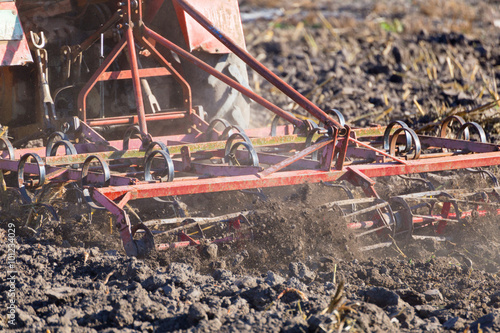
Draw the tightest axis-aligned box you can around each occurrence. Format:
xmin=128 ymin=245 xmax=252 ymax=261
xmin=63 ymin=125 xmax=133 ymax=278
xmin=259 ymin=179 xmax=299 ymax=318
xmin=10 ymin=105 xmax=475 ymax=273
xmin=125 ymin=26 xmax=148 ymax=135
xmin=71 ymin=12 xmax=121 ymax=63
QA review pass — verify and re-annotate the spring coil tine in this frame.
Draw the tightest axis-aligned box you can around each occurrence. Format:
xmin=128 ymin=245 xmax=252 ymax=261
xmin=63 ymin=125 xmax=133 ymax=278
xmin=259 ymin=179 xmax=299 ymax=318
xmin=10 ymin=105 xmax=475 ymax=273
xmin=17 ymin=153 xmax=46 ymax=204
xmin=398 ymin=174 xmax=435 ymax=191
xmin=0 ymin=136 xmax=15 ymax=160
xmin=389 ymin=127 xmax=421 ymax=160
xmin=45 ymin=131 xmax=69 ymax=156
xmin=390 ymin=196 xmax=414 ymax=240
xmin=326 ymin=109 xmax=346 ymax=127
xmin=144 ymin=150 xmax=175 ymax=182
xmin=383 ymin=120 xmax=411 ymax=151
xmin=305 ymin=127 xmax=321 ymax=161
xmin=36 ymin=203 xmax=60 ymax=222
xmin=123 ymin=125 xmax=142 ymax=150
xmin=221 ymin=125 xmax=251 ymax=142
xmin=440 ymin=115 xmax=468 ymax=140
xmin=225 ymin=141 xmax=259 ymax=167
xmin=320 ymin=181 xmax=356 ymax=213
xmin=224 ymin=132 xmax=255 ymax=165
xmin=144 ymin=141 xmax=169 ymax=158
xmin=465 ymin=168 xmax=499 ymax=187
xmin=49 ymin=140 xmax=79 ymax=169
xmin=144 ymin=149 xmax=176 ymax=203
xmin=80 ymin=155 xmax=111 ymax=210
xmin=270 ymin=112 xmax=292 ymax=136
xmin=304 ymin=127 xmax=330 ymax=161
xmin=205 ymin=118 xmax=232 ymax=142
xmin=457 ymin=121 xmax=487 ymax=144
xmin=458 ymin=122 xmax=490 ymax=180
xmin=304 ymin=127 xmax=323 ymax=148
xmin=131 ymin=223 xmax=155 ymax=258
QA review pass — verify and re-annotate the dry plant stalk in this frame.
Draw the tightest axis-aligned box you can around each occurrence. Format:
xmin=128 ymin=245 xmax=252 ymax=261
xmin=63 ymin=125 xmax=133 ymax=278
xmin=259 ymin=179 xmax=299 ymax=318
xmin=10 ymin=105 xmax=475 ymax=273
xmin=388 ymin=235 xmax=408 ymax=258
xmin=83 ymin=251 xmax=89 ymax=265
xmin=0 ymin=170 xmax=6 ymax=192
xmin=374 ymin=106 xmax=394 ymax=122
xmin=103 ymin=270 xmax=115 ymax=284
xmin=322 ymin=280 xmax=345 ymax=315
xmin=413 ymin=97 xmax=426 ymax=116
xmin=317 ymin=11 xmax=337 ymax=38
xmin=277 ymin=287 xmax=309 ymax=302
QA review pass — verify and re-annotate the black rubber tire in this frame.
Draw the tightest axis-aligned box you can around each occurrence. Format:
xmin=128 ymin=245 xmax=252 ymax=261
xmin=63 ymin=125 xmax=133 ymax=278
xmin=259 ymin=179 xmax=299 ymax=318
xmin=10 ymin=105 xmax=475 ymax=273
xmin=149 ymin=0 xmax=251 ymax=128
xmin=185 ymin=51 xmax=251 ymax=128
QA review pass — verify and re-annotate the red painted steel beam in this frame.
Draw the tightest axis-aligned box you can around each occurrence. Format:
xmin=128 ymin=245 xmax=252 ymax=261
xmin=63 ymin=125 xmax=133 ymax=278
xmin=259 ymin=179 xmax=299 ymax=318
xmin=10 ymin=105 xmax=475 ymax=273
xmin=96 ymin=169 xmax=346 ymax=201
xmin=355 ymin=151 xmax=500 ymax=178
xmin=96 ymin=150 xmax=500 ymax=202
xmin=418 ymin=135 xmax=499 ymax=153
xmin=125 ymin=26 xmax=148 ymax=135
xmin=98 ymin=67 xmax=171 ymax=81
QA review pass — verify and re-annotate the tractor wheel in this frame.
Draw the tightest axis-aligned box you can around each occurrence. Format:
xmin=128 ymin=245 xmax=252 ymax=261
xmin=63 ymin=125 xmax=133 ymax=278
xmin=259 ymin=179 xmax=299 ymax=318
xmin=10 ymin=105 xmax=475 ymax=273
xmin=184 ymin=51 xmax=251 ymax=129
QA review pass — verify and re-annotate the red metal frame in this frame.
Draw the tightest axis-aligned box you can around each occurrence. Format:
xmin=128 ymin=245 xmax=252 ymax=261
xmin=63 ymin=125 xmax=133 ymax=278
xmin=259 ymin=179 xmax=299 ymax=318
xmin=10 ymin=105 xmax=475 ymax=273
xmin=1 ymin=0 xmax=500 ymax=256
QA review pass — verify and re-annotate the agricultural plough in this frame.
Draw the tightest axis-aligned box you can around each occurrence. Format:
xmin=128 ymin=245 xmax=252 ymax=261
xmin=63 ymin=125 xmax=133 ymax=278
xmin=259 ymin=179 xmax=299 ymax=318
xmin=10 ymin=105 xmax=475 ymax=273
xmin=1 ymin=0 xmax=500 ymax=256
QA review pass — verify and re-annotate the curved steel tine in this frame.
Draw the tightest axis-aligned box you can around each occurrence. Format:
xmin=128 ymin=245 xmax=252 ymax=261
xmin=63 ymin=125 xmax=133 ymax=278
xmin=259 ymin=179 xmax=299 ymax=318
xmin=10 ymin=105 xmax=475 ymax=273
xmin=80 ymin=155 xmax=111 ymax=210
xmin=205 ymin=118 xmax=232 ymax=141
xmin=465 ymin=167 xmax=499 ymax=187
xmin=389 ymin=127 xmax=421 ymax=160
xmin=383 ymin=120 xmax=410 ymax=151
xmin=398 ymin=174 xmax=435 ymax=191
xmin=18 ymin=153 xmax=46 ymax=204
xmin=224 ymin=133 xmax=259 ymax=166
xmin=320 ymin=181 xmax=356 ymax=213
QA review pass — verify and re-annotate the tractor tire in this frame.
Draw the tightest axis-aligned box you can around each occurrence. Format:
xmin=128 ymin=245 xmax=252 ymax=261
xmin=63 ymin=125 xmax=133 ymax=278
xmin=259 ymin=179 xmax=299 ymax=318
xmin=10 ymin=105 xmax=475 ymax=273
xmin=184 ymin=51 xmax=251 ymax=129
xmin=149 ymin=1 xmax=251 ymax=129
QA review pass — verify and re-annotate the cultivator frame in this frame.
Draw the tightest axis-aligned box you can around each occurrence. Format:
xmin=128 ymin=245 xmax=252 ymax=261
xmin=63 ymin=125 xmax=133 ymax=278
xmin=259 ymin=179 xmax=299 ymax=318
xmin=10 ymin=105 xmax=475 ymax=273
xmin=2 ymin=0 xmax=500 ymax=256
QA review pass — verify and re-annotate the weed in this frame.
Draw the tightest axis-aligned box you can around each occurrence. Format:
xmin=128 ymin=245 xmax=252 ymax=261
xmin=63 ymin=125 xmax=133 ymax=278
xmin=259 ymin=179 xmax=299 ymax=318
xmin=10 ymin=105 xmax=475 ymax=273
xmin=380 ymin=19 xmax=404 ymax=33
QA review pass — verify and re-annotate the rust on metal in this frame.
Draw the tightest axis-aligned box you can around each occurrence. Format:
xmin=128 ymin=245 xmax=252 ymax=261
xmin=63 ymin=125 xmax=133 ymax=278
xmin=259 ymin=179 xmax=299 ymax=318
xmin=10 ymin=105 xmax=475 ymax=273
xmin=0 ymin=2 xmax=33 ymax=66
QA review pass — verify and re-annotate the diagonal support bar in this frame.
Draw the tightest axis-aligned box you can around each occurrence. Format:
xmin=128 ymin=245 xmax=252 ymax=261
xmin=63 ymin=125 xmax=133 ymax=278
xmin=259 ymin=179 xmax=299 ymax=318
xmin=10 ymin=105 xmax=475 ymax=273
xmin=258 ymin=139 xmax=333 ymax=178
